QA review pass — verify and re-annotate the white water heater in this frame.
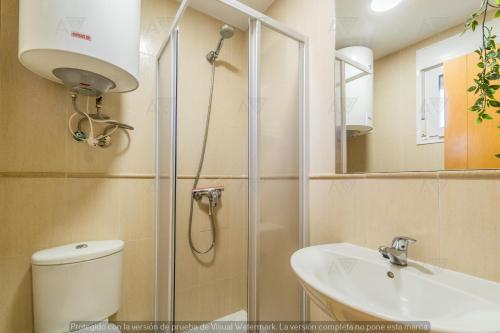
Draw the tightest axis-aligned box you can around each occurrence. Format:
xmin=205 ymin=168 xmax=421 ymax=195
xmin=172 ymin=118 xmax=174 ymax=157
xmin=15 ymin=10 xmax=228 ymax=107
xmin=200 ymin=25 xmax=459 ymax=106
xmin=18 ymin=0 xmax=141 ymax=96
xmin=337 ymin=46 xmax=374 ymax=135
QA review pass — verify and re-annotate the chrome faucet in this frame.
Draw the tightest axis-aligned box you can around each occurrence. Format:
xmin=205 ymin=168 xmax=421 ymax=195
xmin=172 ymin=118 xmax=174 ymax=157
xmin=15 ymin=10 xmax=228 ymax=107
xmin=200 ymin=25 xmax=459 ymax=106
xmin=192 ymin=186 xmax=224 ymax=216
xmin=379 ymin=236 xmax=416 ymax=266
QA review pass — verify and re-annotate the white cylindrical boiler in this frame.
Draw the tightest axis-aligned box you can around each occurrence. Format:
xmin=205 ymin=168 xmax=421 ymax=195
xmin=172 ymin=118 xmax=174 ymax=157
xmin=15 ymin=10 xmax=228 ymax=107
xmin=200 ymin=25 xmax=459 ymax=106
xmin=18 ymin=0 xmax=141 ymax=96
xmin=337 ymin=46 xmax=374 ymax=135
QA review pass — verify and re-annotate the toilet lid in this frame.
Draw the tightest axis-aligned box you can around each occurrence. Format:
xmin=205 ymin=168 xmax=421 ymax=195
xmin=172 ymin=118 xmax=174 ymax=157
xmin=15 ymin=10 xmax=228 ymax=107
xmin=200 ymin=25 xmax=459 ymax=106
xmin=76 ymin=322 xmax=121 ymax=333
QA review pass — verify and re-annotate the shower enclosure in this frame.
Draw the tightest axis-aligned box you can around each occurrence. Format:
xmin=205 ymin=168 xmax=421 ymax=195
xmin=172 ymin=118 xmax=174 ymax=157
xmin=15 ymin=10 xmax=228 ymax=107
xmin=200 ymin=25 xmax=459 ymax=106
xmin=155 ymin=0 xmax=309 ymax=327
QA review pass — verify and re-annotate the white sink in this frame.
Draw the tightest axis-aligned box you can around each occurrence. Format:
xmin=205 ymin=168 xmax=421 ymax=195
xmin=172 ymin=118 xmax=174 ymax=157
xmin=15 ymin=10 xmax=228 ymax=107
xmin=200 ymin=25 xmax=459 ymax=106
xmin=291 ymin=243 xmax=500 ymax=333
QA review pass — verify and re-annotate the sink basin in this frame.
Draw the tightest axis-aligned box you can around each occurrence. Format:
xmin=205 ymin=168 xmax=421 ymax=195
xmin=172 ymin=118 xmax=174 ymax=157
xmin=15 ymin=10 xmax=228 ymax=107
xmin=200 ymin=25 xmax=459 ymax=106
xmin=291 ymin=243 xmax=500 ymax=333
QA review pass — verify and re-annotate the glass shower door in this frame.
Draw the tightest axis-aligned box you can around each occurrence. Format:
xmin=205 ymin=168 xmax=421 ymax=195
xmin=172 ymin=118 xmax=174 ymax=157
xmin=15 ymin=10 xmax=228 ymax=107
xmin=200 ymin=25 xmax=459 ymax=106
xmin=173 ymin=4 xmax=249 ymax=325
xmin=253 ymin=24 xmax=304 ymax=322
xmin=156 ymin=1 xmax=309 ymax=328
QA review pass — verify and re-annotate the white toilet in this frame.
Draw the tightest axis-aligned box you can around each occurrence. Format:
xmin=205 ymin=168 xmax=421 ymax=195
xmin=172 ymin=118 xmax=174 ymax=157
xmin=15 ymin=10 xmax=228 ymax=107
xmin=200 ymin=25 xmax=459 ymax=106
xmin=31 ymin=240 xmax=124 ymax=333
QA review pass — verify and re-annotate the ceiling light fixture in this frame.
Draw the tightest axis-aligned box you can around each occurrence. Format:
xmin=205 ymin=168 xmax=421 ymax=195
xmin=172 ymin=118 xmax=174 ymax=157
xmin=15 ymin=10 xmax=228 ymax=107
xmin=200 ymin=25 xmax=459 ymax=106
xmin=371 ymin=0 xmax=403 ymax=12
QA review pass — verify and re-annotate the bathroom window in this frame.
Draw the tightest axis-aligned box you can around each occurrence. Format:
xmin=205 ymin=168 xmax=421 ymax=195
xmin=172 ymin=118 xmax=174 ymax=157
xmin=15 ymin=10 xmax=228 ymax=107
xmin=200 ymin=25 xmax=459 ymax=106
xmin=417 ymin=64 xmax=446 ymax=145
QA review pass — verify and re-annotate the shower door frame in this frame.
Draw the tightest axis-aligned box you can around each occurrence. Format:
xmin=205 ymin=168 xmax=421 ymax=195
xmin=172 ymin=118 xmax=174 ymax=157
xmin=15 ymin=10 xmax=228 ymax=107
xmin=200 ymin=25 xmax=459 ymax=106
xmin=155 ymin=0 xmax=310 ymax=327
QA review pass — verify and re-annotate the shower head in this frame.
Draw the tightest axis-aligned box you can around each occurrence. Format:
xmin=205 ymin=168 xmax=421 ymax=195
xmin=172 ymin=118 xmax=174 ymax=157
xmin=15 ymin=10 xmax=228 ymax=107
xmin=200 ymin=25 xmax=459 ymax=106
xmin=219 ymin=24 xmax=234 ymax=39
xmin=207 ymin=24 xmax=235 ymax=63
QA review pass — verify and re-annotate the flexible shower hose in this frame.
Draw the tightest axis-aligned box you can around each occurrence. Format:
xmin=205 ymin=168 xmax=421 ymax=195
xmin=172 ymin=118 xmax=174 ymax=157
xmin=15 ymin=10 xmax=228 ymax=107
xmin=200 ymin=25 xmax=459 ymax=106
xmin=188 ymin=61 xmax=217 ymax=254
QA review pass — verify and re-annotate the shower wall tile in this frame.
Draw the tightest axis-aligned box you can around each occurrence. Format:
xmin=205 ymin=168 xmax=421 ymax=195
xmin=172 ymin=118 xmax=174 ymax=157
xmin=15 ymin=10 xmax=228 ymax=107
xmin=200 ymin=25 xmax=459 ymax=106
xmin=172 ymin=7 xmax=249 ymax=322
xmin=174 ymin=178 xmax=248 ymax=321
xmin=176 ymin=8 xmax=248 ymax=177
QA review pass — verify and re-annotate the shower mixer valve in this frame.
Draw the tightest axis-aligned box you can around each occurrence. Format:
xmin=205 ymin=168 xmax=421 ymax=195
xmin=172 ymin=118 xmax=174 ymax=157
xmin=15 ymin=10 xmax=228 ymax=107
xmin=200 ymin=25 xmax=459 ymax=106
xmin=192 ymin=186 xmax=224 ymax=216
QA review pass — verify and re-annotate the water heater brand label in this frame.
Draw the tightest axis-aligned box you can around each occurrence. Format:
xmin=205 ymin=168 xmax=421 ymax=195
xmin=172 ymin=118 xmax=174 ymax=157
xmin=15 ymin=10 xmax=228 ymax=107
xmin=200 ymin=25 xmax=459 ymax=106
xmin=71 ymin=32 xmax=92 ymax=41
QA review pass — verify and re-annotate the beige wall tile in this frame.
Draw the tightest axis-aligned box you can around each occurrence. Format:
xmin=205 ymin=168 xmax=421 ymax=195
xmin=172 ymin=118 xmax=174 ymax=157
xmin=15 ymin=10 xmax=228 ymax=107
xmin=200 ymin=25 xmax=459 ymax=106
xmin=361 ymin=179 xmax=440 ymax=263
xmin=0 ymin=178 xmax=60 ymax=257
xmin=0 ymin=0 xmax=68 ymax=173
xmin=0 ymin=256 xmax=33 ymax=333
xmin=64 ymin=56 xmax=157 ymax=175
xmin=176 ymin=8 xmax=248 ymax=177
xmin=310 ymin=180 xmax=366 ymax=246
xmin=310 ymin=175 xmax=500 ymax=324
xmin=0 ymin=177 xmax=157 ymax=330
xmin=115 ymin=239 xmax=155 ymax=321
xmin=264 ymin=0 xmax=336 ymax=175
xmin=50 ymin=179 xmax=121 ymax=246
xmin=174 ymin=179 xmax=247 ymax=321
xmin=0 ymin=0 xmax=174 ymax=175
xmin=140 ymin=0 xmax=180 ymax=57
xmin=118 ymin=179 xmax=155 ymax=242
xmin=0 ymin=0 xmax=172 ymax=329
xmin=439 ymin=178 xmax=500 ymax=282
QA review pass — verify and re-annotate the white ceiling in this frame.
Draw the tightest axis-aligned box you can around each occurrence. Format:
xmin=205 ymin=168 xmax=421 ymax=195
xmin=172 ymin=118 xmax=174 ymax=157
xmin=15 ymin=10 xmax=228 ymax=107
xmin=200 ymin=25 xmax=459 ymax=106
xmin=336 ymin=0 xmax=481 ymax=59
xmin=183 ymin=0 xmax=275 ymax=30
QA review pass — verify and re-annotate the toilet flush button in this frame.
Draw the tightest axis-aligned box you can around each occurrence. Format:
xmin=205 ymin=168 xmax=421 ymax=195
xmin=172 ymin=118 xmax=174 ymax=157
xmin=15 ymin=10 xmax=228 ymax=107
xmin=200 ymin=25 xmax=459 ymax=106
xmin=76 ymin=243 xmax=88 ymax=249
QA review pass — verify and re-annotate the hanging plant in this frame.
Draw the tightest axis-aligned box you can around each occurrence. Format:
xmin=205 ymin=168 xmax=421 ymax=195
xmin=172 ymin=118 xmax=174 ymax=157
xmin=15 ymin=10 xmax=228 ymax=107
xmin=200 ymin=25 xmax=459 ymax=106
xmin=464 ymin=0 xmax=500 ymax=158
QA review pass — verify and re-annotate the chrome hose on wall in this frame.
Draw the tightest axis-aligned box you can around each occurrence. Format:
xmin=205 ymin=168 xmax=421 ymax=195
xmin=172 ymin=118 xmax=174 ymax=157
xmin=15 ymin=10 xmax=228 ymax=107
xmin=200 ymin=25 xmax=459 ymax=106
xmin=188 ymin=61 xmax=217 ymax=254
xmin=188 ymin=24 xmax=234 ymax=254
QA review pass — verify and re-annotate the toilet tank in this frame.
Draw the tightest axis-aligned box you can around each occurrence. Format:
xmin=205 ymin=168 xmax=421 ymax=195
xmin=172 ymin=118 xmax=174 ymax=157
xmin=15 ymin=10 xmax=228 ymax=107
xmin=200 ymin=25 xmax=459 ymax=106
xmin=31 ymin=240 xmax=124 ymax=333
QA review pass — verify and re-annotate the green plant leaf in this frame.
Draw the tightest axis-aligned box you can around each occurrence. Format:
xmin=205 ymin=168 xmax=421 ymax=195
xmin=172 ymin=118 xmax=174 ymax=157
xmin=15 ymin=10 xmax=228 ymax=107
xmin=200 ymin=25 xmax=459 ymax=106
xmin=496 ymin=9 xmax=500 ymax=18
xmin=478 ymin=62 xmax=485 ymax=68
xmin=470 ymin=105 xmax=481 ymax=112
xmin=489 ymin=100 xmax=500 ymax=107
xmin=488 ymin=73 xmax=500 ymax=80
xmin=496 ymin=154 xmax=500 ymax=158
xmin=476 ymin=117 xmax=483 ymax=124
xmin=482 ymin=113 xmax=494 ymax=120
xmin=472 ymin=20 xmax=479 ymax=31
xmin=468 ymin=86 xmax=477 ymax=92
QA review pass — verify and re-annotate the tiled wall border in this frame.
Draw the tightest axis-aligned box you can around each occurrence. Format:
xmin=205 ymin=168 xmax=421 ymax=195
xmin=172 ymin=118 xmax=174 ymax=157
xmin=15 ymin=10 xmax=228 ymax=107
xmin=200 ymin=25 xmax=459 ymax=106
xmin=3 ymin=171 xmax=499 ymax=180
xmin=310 ymin=170 xmax=500 ymax=180
xmin=0 ymin=172 xmax=299 ymax=180
xmin=0 ymin=172 xmax=156 ymax=179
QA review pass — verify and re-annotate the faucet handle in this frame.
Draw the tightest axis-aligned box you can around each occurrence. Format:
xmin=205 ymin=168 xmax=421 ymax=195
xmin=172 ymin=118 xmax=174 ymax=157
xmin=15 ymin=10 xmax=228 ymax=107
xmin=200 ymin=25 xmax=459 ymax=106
xmin=391 ymin=236 xmax=416 ymax=251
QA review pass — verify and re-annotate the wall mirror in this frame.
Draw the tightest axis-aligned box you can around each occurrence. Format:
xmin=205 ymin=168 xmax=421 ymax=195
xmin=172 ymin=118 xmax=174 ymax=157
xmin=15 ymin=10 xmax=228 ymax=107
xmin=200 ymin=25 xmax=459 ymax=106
xmin=335 ymin=0 xmax=500 ymax=173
